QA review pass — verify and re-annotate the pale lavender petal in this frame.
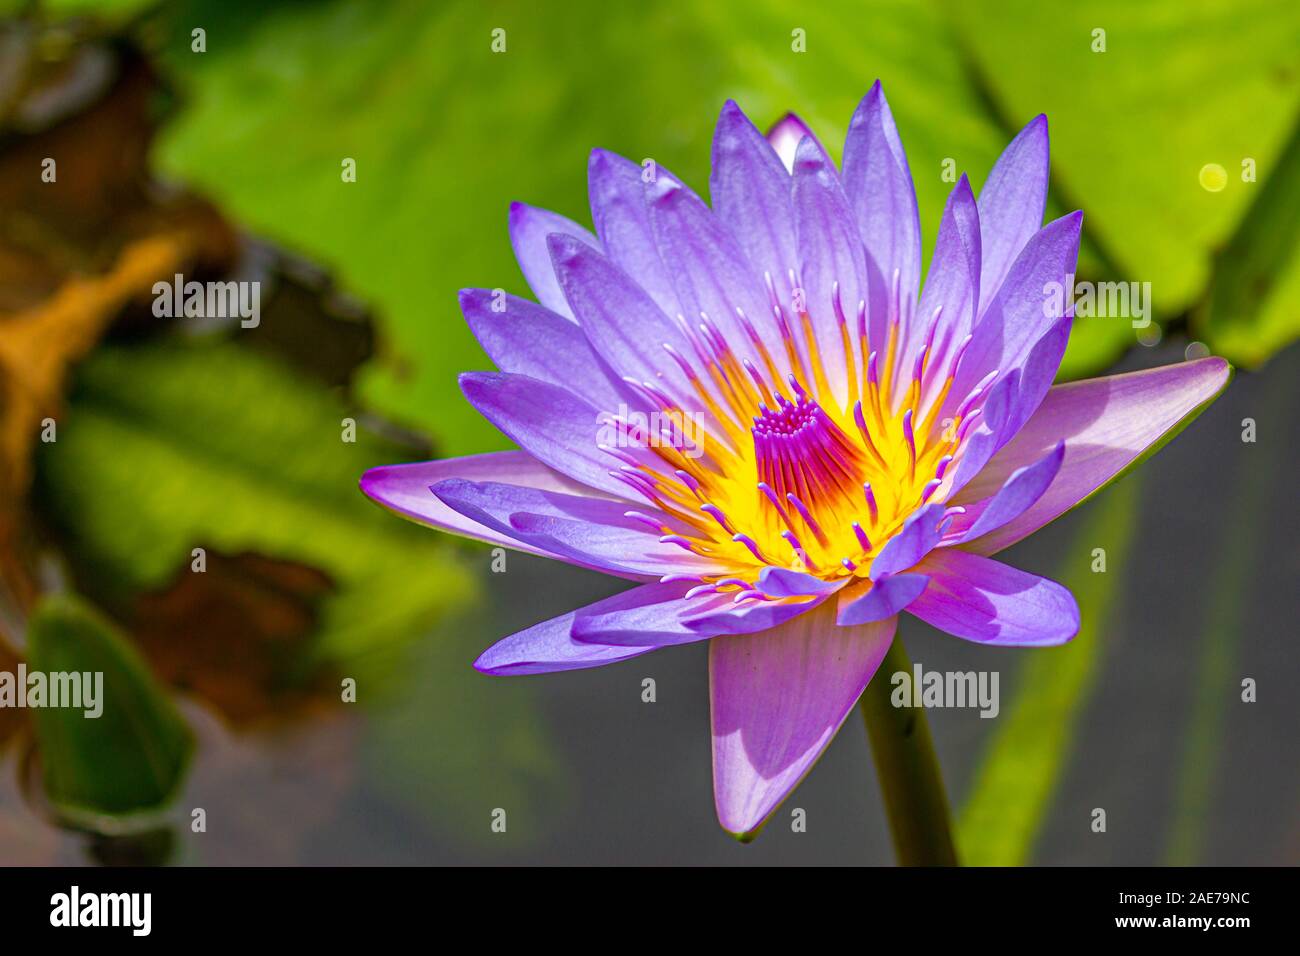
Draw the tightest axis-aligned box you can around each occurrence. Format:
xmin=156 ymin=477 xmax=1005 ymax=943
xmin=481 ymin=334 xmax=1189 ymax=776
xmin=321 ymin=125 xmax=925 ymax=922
xmin=572 ymin=583 xmax=824 ymax=646
xmin=836 ymin=573 xmax=929 ymax=625
xmin=645 ymin=169 xmax=787 ymax=381
xmin=360 ymin=451 xmax=598 ymax=555
xmin=587 ymin=148 xmax=682 ymax=318
xmin=756 ymin=566 xmax=843 ymax=598
xmin=710 ymin=603 xmax=896 ymax=839
xmin=510 ymin=511 xmax=724 ymax=577
xmin=792 ymin=135 xmax=868 ymax=407
xmin=999 ymin=314 xmax=1072 ymax=444
xmin=944 ymin=372 xmax=1017 ymax=496
xmin=766 ymin=112 xmax=822 ymax=173
xmin=977 ymin=115 xmax=1049 ymax=314
xmin=711 ymin=101 xmax=799 ymax=314
xmin=459 ymin=288 xmax=622 ymax=409
xmin=908 ymin=550 xmax=1079 ymax=646
xmin=955 ymin=357 xmax=1232 ymax=555
xmin=943 ymin=441 xmax=1064 ymax=545
xmin=946 ymin=211 xmax=1082 ymax=420
xmin=508 ymin=202 xmax=599 ymax=319
xmin=474 ymin=591 xmax=672 ymax=675
xmin=429 ymin=478 xmax=717 ymax=578
xmin=869 ymin=501 xmax=946 ymax=578
xmin=912 ymin=175 xmax=980 ymax=404
xmin=459 ymin=371 xmax=642 ymax=498
xmin=547 ymin=234 xmax=706 ymax=423
xmin=842 ymin=82 xmax=922 ymax=348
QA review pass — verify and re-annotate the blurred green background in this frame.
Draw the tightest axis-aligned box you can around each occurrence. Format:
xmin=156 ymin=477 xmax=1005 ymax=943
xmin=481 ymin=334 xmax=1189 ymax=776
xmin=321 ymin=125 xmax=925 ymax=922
xmin=0 ymin=0 xmax=1296 ymax=864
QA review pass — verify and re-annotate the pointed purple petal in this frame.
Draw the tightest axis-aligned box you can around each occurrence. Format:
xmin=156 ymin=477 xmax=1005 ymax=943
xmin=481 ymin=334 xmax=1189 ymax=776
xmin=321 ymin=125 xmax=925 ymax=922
xmin=870 ymin=503 xmax=947 ymax=580
xmin=842 ymin=82 xmax=922 ymax=346
xmin=956 ymin=357 xmax=1232 ymax=555
xmin=474 ymin=590 xmax=674 ymax=675
xmin=459 ymin=371 xmax=643 ymax=498
xmin=508 ymin=202 xmax=599 ymax=319
xmin=429 ymin=478 xmax=717 ymax=578
xmin=999 ymin=314 xmax=1072 ymax=444
xmin=836 ymin=573 xmax=929 ymax=625
xmin=944 ymin=441 xmax=1064 ymax=545
xmin=711 ymin=101 xmax=799 ymax=315
xmin=909 ymin=550 xmax=1079 ymax=646
xmin=792 ymin=135 xmax=868 ymax=407
xmin=571 ymin=583 xmax=825 ymax=646
xmin=946 ymin=211 xmax=1082 ymax=421
xmin=977 ymin=115 xmax=1049 ymax=314
xmin=710 ymin=603 xmax=896 ymax=839
xmin=360 ymin=452 xmax=596 ymax=554
xmin=459 ymin=288 xmax=622 ymax=410
xmin=944 ymin=371 xmax=1018 ymax=496
xmin=913 ymin=175 xmax=981 ymax=403
xmin=587 ymin=148 xmax=682 ymax=318
xmin=645 ymin=168 xmax=787 ymax=380
xmin=510 ymin=511 xmax=724 ymax=577
xmin=547 ymin=234 xmax=704 ymax=419
xmin=756 ymin=566 xmax=843 ymax=598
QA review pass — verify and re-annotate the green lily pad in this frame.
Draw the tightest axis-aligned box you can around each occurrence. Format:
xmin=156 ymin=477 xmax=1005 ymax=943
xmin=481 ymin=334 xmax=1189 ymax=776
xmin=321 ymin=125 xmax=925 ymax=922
xmin=26 ymin=592 xmax=193 ymax=823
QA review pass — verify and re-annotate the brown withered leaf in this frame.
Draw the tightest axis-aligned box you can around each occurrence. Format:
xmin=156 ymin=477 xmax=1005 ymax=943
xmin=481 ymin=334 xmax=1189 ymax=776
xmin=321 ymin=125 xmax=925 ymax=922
xmin=0 ymin=636 xmax=22 ymax=748
xmin=125 ymin=550 xmax=342 ymax=726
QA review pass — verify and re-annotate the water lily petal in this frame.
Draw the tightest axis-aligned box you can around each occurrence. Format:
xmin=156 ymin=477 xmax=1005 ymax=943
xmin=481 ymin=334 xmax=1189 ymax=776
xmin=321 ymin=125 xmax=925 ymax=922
xmin=510 ymin=511 xmax=725 ymax=578
xmin=792 ymin=135 xmax=869 ymax=407
xmin=946 ymin=211 xmax=1082 ymax=423
xmin=645 ymin=170 xmax=782 ymax=379
xmin=587 ymin=148 xmax=682 ymax=318
xmin=944 ymin=371 xmax=1018 ymax=497
xmin=710 ymin=603 xmax=895 ymax=839
xmin=842 ymin=81 xmax=922 ymax=350
xmin=572 ymin=583 xmax=824 ymax=646
xmin=943 ymin=441 xmax=1064 ymax=545
xmin=712 ymin=101 xmax=799 ymax=316
xmin=977 ymin=114 xmax=1049 ymax=314
xmin=999 ymin=314 xmax=1072 ymax=445
xmin=836 ymin=573 xmax=929 ymax=625
xmin=908 ymin=549 xmax=1079 ymax=646
xmin=914 ymin=175 xmax=981 ymax=408
xmin=430 ymin=478 xmax=717 ymax=578
xmin=756 ymin=566 xmax=843 ymax=598
xmin=508 ymin=201 xmax=599 ymax=319
xmin=956 ymin=357 xmax=1232 ymax=555
xmin=459 ymin=288 xmax=622 ymax=409
xmin=360 ymin=452 xmax=597 ymax=555
xmin=473 ymin=587 xmax=679 ymax=675
xmin=870 ymin=501 xmax=947 ymax=578
xmin=547 ymin=234 xmax=704 ymax=422
xmin=459 ymin=371 xmax=646 ymax=498
xmin=766 ymin=111 xmax=823 ymax=172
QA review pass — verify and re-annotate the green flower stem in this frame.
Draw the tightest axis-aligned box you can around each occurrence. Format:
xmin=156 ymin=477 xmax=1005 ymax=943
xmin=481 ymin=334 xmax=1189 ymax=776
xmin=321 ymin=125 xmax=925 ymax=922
xmin=860 ymin=637 xmax=959 ymax=866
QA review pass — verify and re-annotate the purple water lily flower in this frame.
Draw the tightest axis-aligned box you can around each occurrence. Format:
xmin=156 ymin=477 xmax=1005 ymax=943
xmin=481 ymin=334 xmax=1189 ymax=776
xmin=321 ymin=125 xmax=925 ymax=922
xmin=361 ymin=82 xmax=1229 ymax=841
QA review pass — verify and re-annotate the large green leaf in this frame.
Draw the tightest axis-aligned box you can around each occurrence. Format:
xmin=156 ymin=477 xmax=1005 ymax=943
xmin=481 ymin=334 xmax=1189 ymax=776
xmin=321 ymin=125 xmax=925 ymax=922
xmin=26 ymin=592 xmax=192 ymax=824
xmin=947 ymin=0 xmax=1300 ymax=350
